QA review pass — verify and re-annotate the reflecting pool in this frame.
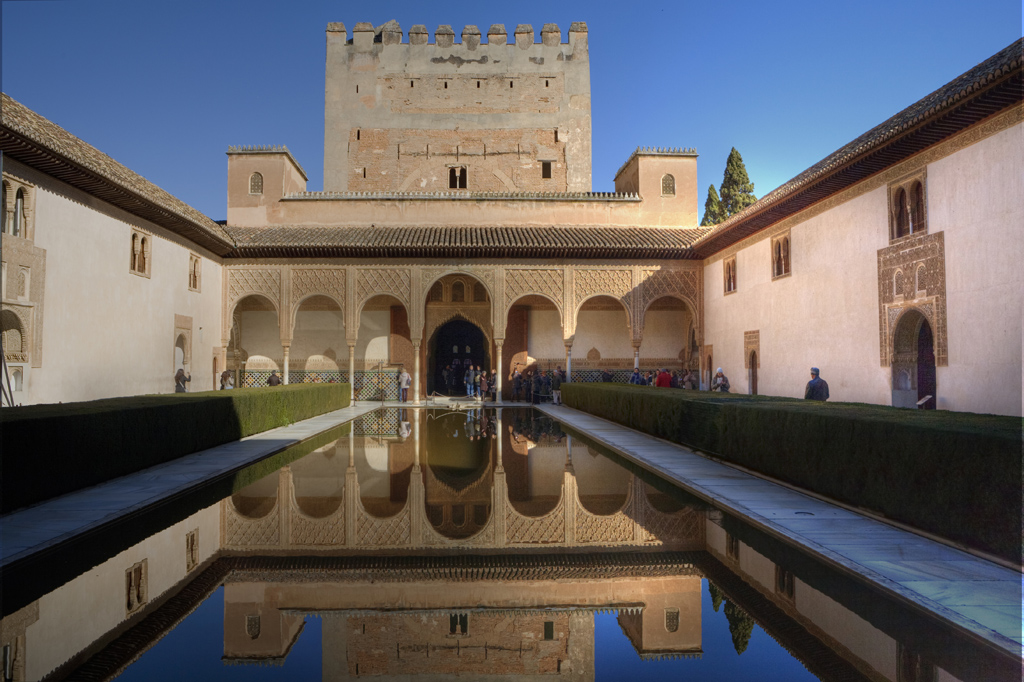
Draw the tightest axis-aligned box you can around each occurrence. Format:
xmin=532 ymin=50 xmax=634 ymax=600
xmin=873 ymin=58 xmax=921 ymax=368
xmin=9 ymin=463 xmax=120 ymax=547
xmin=3 ymin=408 xmax=1016 ymax=681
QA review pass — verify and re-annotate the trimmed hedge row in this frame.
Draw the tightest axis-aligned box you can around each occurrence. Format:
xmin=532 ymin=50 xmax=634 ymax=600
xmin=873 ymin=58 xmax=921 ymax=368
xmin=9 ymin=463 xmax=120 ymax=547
xmin=0 ymin=383 xmax=350 ymax=514
xmin=561 ymin=384 xmax=1022 ymax=563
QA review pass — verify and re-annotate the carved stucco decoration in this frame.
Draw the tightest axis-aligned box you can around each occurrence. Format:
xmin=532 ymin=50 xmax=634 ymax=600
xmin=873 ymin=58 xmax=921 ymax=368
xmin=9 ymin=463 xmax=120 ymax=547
xmin=292 ymin=268 xmax=345 ymax=311
xmin=356 ymin=268 xmax=411 ymax=310
xmin=504 ymin=268 xmax=563 ymax=314
xmin=228 ymin=268 xmax=281 ymax=312
xmin=506 ymin=497 xmax=566 ymax=545
xmin=424 ymin=306 xmax=493 ymax=348
xmin=616 ymin=267 xmax=702 ymax=347
xmin=877 ymin=232 xmax=947 ymax=367
xmin=1 ymin=303 xmax=32 ymax=364
xmin=743 ymin=330 xmax=760 ymax=369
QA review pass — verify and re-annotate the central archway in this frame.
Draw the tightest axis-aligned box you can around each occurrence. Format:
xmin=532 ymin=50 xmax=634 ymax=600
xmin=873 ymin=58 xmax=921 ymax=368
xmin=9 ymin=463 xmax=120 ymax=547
xmin=891 ymin=308 xmax=937 ymax=409
xmin=428 ymin=319 xmax=489 ymax=395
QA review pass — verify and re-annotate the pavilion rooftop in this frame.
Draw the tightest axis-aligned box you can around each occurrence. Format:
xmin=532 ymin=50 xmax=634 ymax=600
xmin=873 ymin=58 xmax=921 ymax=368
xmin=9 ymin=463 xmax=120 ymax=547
xmin=223 ymin=224 xmax=705 ymax=259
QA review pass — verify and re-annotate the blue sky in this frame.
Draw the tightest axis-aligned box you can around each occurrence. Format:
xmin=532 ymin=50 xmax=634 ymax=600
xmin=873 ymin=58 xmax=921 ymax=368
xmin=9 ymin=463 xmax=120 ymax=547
xmin=2 ymin=0 xmax=1020 ymax=220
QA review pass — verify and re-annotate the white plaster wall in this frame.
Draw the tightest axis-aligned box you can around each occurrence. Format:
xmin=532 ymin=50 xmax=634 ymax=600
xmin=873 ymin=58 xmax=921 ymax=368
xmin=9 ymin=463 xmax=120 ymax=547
xmin=291 ymin=442 xmax=346 ymax=498
xmin=25 ymin=503 xmax=220 ymax=681
xmin=292 ymin=309 xmax=346 ymax=365
xmin=574 ymin=309 xmax=633 ymax=359
xmin=527 ymin=445 xmax=568 ymax=498
xmin=704 ymin=187 xmax=889 ymax=402
xmin=640 ymin=308 xmax=689 ymax=359
xmin=238 ymin=310 xmax=282 ymax=367
xmin=928 ymin=124 xmax=1023 ymax=416
xmin=24 ymin=163 xmax=224 ymax=403
xmin=571 ymin=444 xmax=631 ymax=497
xmin=527 ymin=309 xmax=563 ymax=358
xmin=703 ymin=123 xmax=1023 ymax=415
xmin=356 ymin=310 xmax=390 ymax=361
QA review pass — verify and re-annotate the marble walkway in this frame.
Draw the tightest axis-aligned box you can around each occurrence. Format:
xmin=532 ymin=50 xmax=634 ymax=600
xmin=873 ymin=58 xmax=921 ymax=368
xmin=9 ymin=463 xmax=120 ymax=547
xmin=0 ymin=403 xmax=381 ymax=568
xmin=536 ymin=403 xmax=1023 ymax=659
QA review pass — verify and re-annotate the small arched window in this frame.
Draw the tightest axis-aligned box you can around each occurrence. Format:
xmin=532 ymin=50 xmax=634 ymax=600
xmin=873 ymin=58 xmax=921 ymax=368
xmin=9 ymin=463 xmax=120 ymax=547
xmin=131 ymin=233 xmax=139 ymax=272
xmin=451 ymin=281 xmax=465 ymax=302
xmin=428 ymin=281 xmax=443 ymax=302
xmin=915 ymin=264 xmax=926 ymax=294
xmin=11 ymin=368 xmax=23 ymax=392
xmin=782 ymin=237 xmax=790 ymax=274
xmin=13 ymin=189 xmax=24 ymax=237
xmin=473 ymin=283 xmax=487 ymax=302
xmin=894 ymin=270 xmax=904 ymax=297
xmin=661 ymin=174 xmax=675 ymax=196
xmin=138 ymin=237 xmax=148 ymax=274
xmin=1 ymin=182 xmax=7 ymax=233
xmin=910 ymin=181 xmax=925 ymax=234
xmin=664 ymin=608 xmax=680 ymax=633
xmin=894 ymin=188 xmax=909 ymax=238
xmin=2 ymin=310 xmax=23 ymax=353
xmin=249 ymin=172 xmax=264 ymax=195
xmin=773 ymin=241 xmax=783 ymax=277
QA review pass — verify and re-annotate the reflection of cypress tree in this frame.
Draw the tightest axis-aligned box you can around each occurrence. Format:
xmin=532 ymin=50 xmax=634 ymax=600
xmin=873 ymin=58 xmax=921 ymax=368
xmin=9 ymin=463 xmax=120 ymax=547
xmin=707 ymin=581 xmax=724 ymax=612
xmin=724 ymin=601 xmax=754 ymax=654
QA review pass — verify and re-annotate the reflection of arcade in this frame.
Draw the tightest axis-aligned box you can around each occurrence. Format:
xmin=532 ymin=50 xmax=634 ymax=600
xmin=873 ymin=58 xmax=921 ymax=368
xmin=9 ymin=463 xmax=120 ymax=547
xmin=221 ymin=554 xmax=704 ymax=673
xmin=223 ymin=408 xmax=704 ymax=550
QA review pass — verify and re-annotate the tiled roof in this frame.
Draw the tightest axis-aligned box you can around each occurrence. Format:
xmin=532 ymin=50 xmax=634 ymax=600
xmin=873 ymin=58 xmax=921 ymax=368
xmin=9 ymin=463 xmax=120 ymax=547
xmin=0 ymin=94 xmax=234 ymax=255
xmin=283 ymin=190 xmax=639 ymax=201
xmin=224 ymin=225 xmax=707 ymax=259
xmin=692 ymin=38 xmax=1023 ymax=258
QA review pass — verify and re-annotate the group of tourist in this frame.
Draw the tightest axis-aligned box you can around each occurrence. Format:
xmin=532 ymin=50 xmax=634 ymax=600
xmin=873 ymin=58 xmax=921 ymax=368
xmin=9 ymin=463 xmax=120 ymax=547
xmin=627 ymin=367 xmax=699 ymax=390
xmin=508 ymin=364 xmax=566 ymax=405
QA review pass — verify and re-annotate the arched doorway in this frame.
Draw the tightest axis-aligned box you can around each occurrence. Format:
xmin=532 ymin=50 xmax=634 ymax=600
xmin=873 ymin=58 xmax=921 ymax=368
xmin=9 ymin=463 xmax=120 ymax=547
xmin=749 ymin=351 xmax=758 ymax=395
xmin=174 ymin=334 xmax=187 ymax=371
xmin=428 ymin=319 xmax=488 ymax=395
xmin=892 ymin=309 xmax=936 ymax=409
xmin=640 ymin=296 xmax=693 ymax=374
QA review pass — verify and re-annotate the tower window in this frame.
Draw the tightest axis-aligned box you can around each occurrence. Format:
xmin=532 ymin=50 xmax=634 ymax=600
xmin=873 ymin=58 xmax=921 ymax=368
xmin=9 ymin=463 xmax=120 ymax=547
xmin=661 ymin=174 xmax=676 ymax=196
xmin=542 ymin=161 xmax=552 ymax=179
xmin=249 ymin=172 xmax=263 ymax=195
xmin=355 ymin=85 xmax=359 ymax=93
xmin=543 ymin=621 xmax=554 ymax=640
xmin=449 ymin=167 xmax=467 ymax=189
xmin=356 ymin=129 xmax=360 ymax=140
xmin=410 ymin=80 xmax=414 ymax=87
xmin=476 ymin=81 xmax=480 ymax=88
xmin=509 ymin=81 xmax=514 ymax=88
xmin=444 ymin=81 xmax=448 ymax=89
xmin=545 ymin=79 xmax=549 ymax=87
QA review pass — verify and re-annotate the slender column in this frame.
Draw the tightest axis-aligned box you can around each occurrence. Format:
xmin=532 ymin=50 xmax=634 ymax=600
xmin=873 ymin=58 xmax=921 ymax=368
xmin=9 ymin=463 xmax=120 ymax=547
xmin=495 ymin=339 xmax=504 ymax=404
xmin=633 ymin=346 xmax=640 ymax=370
xmin=348 ymin=344 xmax=356 ymax=401
xmin=282 ymin=345 xmax=290 ymax=384
xmin=412 ymin=342 xmax=421 ymax=405
xmin=565 ymin=345 xmax=572 ymax=381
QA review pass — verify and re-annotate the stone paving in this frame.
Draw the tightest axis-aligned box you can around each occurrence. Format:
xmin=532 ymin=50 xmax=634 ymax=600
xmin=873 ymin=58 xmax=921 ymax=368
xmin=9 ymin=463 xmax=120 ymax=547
xmin=0 ymin=403 xmax=380 ymax=568
xmin=536 ymin=404 xmax=1023 ymax=659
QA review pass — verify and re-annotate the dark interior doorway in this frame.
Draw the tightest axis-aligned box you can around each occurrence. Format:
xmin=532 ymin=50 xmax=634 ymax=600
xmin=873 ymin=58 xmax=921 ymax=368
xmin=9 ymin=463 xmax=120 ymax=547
xmin=749 ymin=351 xmax=758 ymax=395
xmin=429 ymin=319 xmax=489 ymax=395
xmin=917 ymin=320 xmax=936 ymax=409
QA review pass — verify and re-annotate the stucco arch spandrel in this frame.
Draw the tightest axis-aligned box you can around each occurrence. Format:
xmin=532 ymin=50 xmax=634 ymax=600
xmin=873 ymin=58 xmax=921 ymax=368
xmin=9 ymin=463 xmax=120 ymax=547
xmin=636 ymin=268 xmax=703 ymax=343
xmin=355 ymin=268 xmax=412 ymax=312
xmin=424 ymin=308 xmax=494 ymax=350
xmin=227 ymin=269 xmax=282 ymax=313
xmin=503 ymin=268 xmax=565 ymax=332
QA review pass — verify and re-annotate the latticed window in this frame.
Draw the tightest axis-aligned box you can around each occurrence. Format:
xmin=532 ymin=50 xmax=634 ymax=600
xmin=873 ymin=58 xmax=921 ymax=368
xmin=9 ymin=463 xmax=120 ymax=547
xmin=188 ymin=255 xmax=201 ymax=291
xmin=473 ymin=283 xmax=487 ymax=302
xmin=451 ymin=281 xmax=465 ymax=302
xmin=772 ymin=234 xmax=791 ymax=278
xmin=664 ymin=608 xmax=680 ymax=633
xmin=724 ymin=258 xmax=737 ymax=294
xmin=661 ymin=174 xmax=675 ymax=196
xmin=428 ymin=281 xmax=443 ymax=302
xmin=249 ymin=172 xmax=263 ymax=195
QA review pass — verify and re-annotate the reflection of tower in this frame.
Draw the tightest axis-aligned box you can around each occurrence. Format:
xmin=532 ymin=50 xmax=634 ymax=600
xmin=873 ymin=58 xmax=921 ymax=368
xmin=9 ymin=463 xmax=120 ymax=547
xmin=220 ymin=556 xmax=701 ymax=681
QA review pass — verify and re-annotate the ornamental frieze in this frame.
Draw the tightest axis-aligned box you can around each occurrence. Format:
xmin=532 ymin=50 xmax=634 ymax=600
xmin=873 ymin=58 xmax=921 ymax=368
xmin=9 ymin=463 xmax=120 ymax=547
xmin=877 ymin=232 xmax=947 ymax=367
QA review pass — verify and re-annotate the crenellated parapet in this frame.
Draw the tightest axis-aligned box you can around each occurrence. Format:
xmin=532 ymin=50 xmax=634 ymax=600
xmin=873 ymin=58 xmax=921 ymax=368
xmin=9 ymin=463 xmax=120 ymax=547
xmin=324 ymin=20 xmax=586 ymax=49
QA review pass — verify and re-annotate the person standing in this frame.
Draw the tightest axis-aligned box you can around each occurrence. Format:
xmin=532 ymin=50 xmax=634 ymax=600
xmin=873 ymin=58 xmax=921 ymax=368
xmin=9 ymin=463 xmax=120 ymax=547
xmin=175 ymin=368 xmax=191 ymax=393
xmin=442 ymin=365 xmax=452 ymax=394
xmin=511 ymin=365 xmax=523 ymax=402
xmin=399 ymin=367 xmax=412 ymax=402
xmin=551 ymin=366 xmax=563 ymax=405
xmin=655 ymin=368 xmax=672 ymax=387
xmin=711 ymin=368 xmax=730 ymax=393
xmin=804 ymin=367 xmax=830 ymax=401
xmin=220 ymin=370 xmax=234 ymax=390
xmin=629 ymin=368 xmax=643 ymax=385
xmin=532 ymin=370 xmax=544 ymax=405
xmin=464 ymin=366 xmax=473 ymax=397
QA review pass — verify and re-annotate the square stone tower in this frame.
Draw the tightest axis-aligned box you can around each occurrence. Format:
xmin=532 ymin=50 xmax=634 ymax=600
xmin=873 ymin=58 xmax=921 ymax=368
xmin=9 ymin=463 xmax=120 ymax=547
xmin=324 ymin=21 xmax=592 ymax=193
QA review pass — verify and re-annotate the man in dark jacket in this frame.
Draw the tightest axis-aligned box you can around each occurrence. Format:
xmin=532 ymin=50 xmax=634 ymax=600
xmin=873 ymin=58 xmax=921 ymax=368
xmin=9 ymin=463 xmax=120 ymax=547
xmin=551 ymin=368 xmax=563 ymax=405
xmin=267 ymin=370 xmax=282 ymax=386
xmin=628 ymin=368 xmax=643 ymax=385
xmin=805 ymin=367 xmax=830 ymax=401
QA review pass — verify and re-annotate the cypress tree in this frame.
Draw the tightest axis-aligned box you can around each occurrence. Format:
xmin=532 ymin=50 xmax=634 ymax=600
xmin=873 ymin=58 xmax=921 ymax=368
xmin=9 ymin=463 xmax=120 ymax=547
xmin=719 ymin=147 xmax=757 ymax=217
xmin=700 ymin=184 xmax=725 ymax=226
xmin=724 ymin=601 xmax=755 ymax=655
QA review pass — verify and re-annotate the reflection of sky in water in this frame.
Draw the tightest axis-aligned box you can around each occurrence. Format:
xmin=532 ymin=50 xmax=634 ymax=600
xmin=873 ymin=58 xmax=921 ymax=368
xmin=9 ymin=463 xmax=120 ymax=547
xmin=115 ymin=580 xmax=817 ymax=681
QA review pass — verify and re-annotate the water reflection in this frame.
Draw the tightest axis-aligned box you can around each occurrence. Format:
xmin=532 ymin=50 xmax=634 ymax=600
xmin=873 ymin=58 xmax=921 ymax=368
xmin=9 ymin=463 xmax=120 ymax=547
xmin=3 ymin=408 xmax=1017 ymax=682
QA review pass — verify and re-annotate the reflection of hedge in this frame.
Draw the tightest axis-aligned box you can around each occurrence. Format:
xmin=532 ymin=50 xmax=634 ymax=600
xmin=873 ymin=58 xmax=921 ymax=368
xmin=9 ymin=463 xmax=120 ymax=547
xmin=0 ymin=384 xmax=350 ymax=514
xmin=561 ymin=384 xmax=1021 ymax=563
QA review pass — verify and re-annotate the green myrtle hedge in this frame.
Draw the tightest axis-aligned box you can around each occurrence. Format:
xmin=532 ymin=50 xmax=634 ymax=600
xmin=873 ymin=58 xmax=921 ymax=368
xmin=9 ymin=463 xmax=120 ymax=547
xmin=561 ymin=384 xmax=1022 ymax=563
xmin=0 ymin=383 xmax=350 ymax=514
